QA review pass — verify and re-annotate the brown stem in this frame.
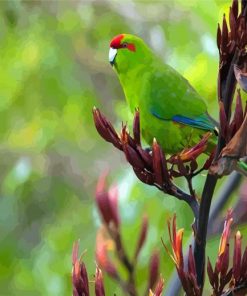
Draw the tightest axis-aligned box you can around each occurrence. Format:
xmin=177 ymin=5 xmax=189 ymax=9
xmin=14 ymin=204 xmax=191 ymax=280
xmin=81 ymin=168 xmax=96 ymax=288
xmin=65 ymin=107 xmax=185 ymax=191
xmin=191 ymin=167 xmax=205 ymax=178
xmin=113 ymin=275 xmax=135 ymax=296
xmin=116 ymin=243 xmax=136 ymax=296
xmin=108 ymin=228 xmax=137 ymax=296
xmin=194 ymin=23 xmax=241 ymax=294
xmin=186 ymin=176 xmax=196 ymax=199
xmin=171 ymin=185 xmax=199 ymax=222
xmin=154 ymin=183 xmax=199 ymax=223
xmin=194 ymin=174 xmax=218 ymax=289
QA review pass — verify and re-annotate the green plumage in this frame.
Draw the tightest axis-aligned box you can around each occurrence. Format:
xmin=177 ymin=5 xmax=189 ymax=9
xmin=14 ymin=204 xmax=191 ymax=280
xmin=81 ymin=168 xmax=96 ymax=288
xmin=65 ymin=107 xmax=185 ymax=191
xmin=110 ymin=34 xmax=216 ymax=154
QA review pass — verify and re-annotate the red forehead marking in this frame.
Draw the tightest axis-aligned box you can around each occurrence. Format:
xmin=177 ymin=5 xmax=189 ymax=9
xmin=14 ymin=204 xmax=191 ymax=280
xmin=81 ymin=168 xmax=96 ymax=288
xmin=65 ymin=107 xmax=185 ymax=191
xmin=110 ymin=34 xmax=124 ymax=48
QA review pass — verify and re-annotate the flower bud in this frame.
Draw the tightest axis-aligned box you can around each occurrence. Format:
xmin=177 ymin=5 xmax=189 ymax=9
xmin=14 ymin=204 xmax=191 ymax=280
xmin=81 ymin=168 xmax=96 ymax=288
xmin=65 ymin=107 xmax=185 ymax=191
xmin=95 ymin=267 xmax=105 ymax=296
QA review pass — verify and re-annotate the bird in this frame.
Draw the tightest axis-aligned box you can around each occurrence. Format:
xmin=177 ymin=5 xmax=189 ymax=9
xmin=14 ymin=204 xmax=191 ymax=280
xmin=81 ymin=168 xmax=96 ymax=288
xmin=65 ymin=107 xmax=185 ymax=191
xmin=108 ymin=33 xmax=217 ymax=154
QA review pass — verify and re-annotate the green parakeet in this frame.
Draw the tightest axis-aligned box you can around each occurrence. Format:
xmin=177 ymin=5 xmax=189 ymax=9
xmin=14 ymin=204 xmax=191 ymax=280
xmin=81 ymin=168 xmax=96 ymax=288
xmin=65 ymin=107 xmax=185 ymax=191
xmin=109 ymin=33 xmax=217 ymax=154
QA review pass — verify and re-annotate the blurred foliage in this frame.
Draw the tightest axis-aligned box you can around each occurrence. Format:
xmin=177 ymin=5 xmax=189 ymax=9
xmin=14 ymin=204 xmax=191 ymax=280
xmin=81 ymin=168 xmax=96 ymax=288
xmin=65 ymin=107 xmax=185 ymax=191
xmin=0 ymin=0 xmax=244 ymax=295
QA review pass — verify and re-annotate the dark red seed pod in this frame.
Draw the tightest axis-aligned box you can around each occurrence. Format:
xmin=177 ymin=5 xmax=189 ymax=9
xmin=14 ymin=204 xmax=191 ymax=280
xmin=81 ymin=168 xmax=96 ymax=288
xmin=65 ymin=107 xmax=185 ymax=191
xmin=203 ymin=148 xmax=216 ymax=170
xmin=241 ymin=246 xmax=247 ymax=277
xmin=95 ymin=174 xmax=120 ymax=228
xmin=222 ymin=14 xmax=229 ymax=52
xmin=219 ymin=101 xmax=229 ymax=139
xmin=224 ymin=268 xmax=233 ymax=286
xmin=121 ymin=125 xmax=136 ymax=148
xmin=96 ymin=192 xmax=113 ymax=225
xmin=105 ymin=119 xmax=121 ymax=141
xmin=73 ymin=262 xmax=90 ymax=296
xmin=96 ymin=251 xmax=119 ymax=279
xmin=95 ymin=268 xmax=105 ymax=296
xmin=188 ymin=273 xmax=200 ymax=295
xmin=214 ymin=270 xmax=219 ymax=292
xmin=233 ymin=231 xmax=242 ymax=282
xmin=217 ymin=23 xmax=222 ymax=50
xmin=232 ymin=0 xmax=238 ymax=20
xmin=123 ymin=143 xmax=146 ymax=170
xmin=220 ymin=244 xmax=230 ymax=277
xmin=93 ymin=108 xmax=122 ymax=150
xmin=148 ymin=250 xmax=160 ymax=291
xmin=133 ymin=109 xmax=141 ymax=146
xmin=133 ymin=167 xmax=154 ymax=185
xmin=176 ymin=269 xmax=188 ymax=293
xmin=136 ymin=146 xmax=153 ymax=170
xmin=188 ymin=245 xmax=196 ymax=277
xmin=153 ymin=277 xmax=165 ymax=296
xmin=72 ymin=241 xmax=79 ymax=266
xmin=93 ymin=108 xmax=113 ymax=142
xmin=159 ymin=146 xmax=170 ymax=184
xmin=230 ymin=89 xmax=244 ymax=137
xmin=230 ymin=7 xmax=236 ymax=40
xmin=207 ymin=257 xmax=215 ymax=287
xmin=134 ymin=215 xmax=149 ymax=260
xmin=72 ymin=242 xmax=90 ymax=296
xmin=239 ymin=19 xmax=246 ymax=48
xmin=106 ymin=123 xmax=123 ymax=150
xmin=152 ymin=139 xmax=164 ymax=187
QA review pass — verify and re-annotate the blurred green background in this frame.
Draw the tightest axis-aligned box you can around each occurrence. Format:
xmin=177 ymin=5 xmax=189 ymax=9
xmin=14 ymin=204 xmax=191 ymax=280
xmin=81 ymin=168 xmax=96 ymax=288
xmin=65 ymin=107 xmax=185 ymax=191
xmin=0 ymin=1 xmax=244 ymax=295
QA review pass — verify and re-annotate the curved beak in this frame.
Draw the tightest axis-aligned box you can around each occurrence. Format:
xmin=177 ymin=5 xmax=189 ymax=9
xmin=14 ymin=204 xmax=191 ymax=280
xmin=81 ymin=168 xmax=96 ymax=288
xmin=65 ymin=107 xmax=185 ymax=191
xmin=109 ymin=47 xmax=117 ymax=66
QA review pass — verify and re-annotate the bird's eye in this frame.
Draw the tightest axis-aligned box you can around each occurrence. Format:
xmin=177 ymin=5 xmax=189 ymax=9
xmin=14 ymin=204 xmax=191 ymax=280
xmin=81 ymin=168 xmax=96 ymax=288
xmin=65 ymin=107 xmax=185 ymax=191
xmin=122 ymin=42 xmax=128 ymax=48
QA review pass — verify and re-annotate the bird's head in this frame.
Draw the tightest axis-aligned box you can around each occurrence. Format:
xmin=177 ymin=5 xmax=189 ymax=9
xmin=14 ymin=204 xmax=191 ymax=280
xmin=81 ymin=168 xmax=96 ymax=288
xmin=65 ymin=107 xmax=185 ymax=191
xmin=109 ymin=34 xmax=151 ymax=73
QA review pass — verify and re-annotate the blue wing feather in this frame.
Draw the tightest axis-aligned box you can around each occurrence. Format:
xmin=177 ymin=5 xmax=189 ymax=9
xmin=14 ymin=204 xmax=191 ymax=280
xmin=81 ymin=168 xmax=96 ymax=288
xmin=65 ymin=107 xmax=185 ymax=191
xmin=151 ymin=108 xmax=215 ymax=131
xmin=172 ymin=114 xmax=215 ymax=131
